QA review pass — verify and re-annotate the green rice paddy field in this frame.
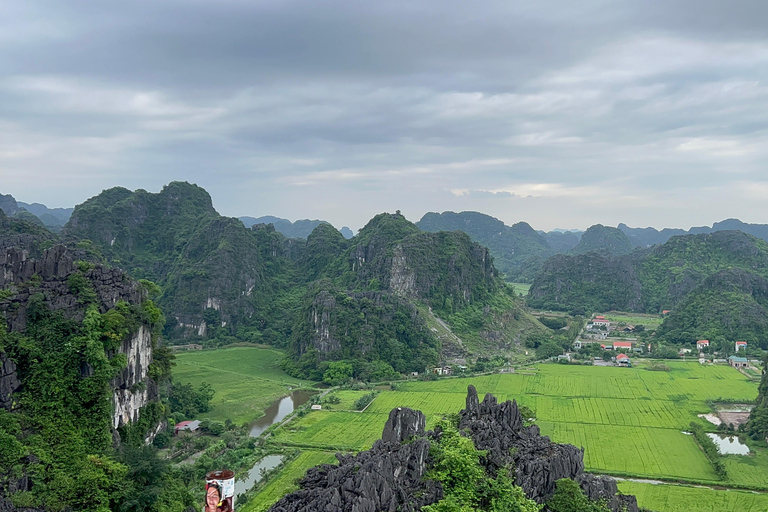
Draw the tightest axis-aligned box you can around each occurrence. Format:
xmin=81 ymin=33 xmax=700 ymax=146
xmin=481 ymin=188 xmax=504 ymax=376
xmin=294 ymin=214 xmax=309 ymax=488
xmin=172 ymin=346 xmax=313 ymax=424
xmin=247 ymin=360 xmax=768 ymax=511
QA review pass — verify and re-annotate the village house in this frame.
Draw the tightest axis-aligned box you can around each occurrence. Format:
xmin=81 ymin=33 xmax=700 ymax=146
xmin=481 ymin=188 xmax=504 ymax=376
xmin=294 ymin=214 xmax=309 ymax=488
xmin=697 ymin=340 xmax=710 ymax=351
xmin=613 ymin=341 xmax=632 ymax=351
xmin=735 ymin=341 xmax=747 ymax=351
xmin=592 ymin=317 xmax=610 ymax=327
xmin=174 ymin=420 xmax=201 ymax=435
xmin=729 ymin=356 xmax=748 ymax=369
xmin=616 ymin=353 xmax=631 ymax=366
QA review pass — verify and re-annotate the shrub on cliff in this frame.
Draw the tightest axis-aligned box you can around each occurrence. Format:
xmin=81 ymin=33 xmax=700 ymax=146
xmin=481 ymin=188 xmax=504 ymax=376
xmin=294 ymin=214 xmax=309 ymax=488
xmin=423 ymin=420 xmax=541 ymax=512
xmin=546 ymin=478 xmax=609 ymax=512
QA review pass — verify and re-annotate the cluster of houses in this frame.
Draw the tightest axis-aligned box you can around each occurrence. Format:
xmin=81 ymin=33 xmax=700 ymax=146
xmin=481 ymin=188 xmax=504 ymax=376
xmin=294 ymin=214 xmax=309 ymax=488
xmin=695 ymin=340 xmax=748 ymax=352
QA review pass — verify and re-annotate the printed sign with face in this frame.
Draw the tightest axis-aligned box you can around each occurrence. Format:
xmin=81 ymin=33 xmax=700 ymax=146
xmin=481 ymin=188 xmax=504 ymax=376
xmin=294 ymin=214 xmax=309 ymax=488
xmin=205 ymin=470 xmax=235 ymax=512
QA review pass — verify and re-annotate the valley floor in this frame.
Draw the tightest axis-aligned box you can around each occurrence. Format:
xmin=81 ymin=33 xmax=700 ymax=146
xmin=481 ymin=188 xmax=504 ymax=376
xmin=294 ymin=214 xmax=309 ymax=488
xmin=174 ymin=349 xmax=768 ymax=512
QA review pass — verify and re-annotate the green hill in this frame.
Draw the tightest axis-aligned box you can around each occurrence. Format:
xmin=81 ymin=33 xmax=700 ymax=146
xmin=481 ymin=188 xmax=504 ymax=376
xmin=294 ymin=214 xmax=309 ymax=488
xmin=658 ymin=269 xmax=768 ymax=347
xmin=416 ymin=211 xmax=554 ymax=282
xmin=529 ymin=230 xmax=768 ymax=317
xmin=571 ymin=224 xmax=633 ymax=256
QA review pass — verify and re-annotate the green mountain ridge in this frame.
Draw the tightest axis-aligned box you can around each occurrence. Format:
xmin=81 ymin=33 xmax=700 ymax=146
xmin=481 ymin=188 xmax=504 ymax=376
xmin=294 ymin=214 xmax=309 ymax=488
xmin=60 ymin=185 xmax=546 ymax=377
xmin=528 ymin=230 xmax=768 ymax=318
xmin=658 ymin=268 xmax=768 ymax=347
xmin=416 ymin=211 xmax=555 ymax=282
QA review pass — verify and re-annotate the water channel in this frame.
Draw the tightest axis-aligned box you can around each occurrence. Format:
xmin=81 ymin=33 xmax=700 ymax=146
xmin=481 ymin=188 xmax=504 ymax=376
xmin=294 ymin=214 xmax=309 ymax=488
xmin=232 ymin=390 xmax=317 ymax=500
xmin=248 ymin=389 xmax=316 ymax=437
xmin=234 ymin=454 xmax=284 ymax=502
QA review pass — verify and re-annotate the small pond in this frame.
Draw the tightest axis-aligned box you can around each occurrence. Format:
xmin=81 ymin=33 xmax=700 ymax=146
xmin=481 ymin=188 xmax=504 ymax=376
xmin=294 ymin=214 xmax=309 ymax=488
xmin=248 ymin=389 xmax=316 ymax=438
xmin=706 ymin=433 xmax=750 ymax=455
xmin=234 ymin=454 xmax=284 ymax=502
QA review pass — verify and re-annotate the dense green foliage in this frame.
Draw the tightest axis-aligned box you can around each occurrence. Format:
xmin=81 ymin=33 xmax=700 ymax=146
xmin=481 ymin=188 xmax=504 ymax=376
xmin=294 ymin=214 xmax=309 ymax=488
xmin=423 ymin=420 xmax=541 ymax=512
xmin=546 ymin=479 xmax=609 ymax=512
xmin=746 ymin=354 xmax=768 ymax=441
xmin=0 ymin=290 xmax=193 ymax=511
xmin=688 ymin=422 xmax=727 ymax=479
xmin=0 ymin=208 xmax=57 ymax=256
xmin=169 ymin=381 xmax=215 ymax=418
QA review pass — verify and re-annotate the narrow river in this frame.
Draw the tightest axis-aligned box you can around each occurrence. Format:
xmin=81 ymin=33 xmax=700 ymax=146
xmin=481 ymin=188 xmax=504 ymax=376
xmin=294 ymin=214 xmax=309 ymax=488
xmin=233 ymin=390 xmax=317 ymax=500
xmin=248 ymin=389 xmax=315 ymax=437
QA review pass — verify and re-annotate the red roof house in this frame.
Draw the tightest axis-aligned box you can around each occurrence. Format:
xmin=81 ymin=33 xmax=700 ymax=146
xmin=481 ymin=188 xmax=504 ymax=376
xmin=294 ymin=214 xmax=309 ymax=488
xmin=613 ymin=341 xmax=632 ymax=349
xmin=697 ymin=340 xmax=709 ymax=349
xmin=735 ymin=341 xmax=747 ymax=351
xmin=616 ymin=353 xmax=630 ymax=361
xmin=174 ymin=420 xmax=201 ymax=434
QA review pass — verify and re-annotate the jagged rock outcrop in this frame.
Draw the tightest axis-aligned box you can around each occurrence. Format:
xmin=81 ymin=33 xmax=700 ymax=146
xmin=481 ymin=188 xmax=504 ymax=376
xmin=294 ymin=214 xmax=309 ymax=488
xmin=460 ymin=385 xmax=637 ymax=511
xmin=0 ymin=245 xmax=143 ymax=331
xmin=269 ymin=388 xmax=637 ymax=512
xmin=270 ymin=407 xmax=441 ymax=512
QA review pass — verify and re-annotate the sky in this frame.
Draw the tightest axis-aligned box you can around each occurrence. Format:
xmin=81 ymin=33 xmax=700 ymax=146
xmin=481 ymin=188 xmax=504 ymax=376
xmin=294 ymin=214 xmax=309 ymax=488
xmin=1 ymin=0 xmax=767 ymax=232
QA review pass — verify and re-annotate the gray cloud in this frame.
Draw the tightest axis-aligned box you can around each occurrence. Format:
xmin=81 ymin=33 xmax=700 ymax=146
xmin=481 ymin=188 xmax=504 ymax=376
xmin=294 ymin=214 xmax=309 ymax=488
xmin=1 ymin=0 xmax=768 ymax=231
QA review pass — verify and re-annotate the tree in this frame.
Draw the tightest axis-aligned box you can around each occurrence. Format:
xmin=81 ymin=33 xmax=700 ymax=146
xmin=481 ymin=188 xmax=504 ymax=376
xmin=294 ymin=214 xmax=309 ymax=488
xmin=536 ymin=341 xmax=562 ymax=359
xmin=546 ymin=479 xmax=609 ymax=512
xmin=322 ymin=360 xmax=353 ymax=386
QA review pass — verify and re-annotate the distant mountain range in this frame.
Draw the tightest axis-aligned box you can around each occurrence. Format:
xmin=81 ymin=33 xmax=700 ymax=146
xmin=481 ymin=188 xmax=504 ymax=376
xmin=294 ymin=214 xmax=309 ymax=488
xmin=618 ymin=219 xmax=768 ymax=247
xmin=239 ymin=215 xmax=354 ymax=239
xmin=0 ymin=193 xmax=73 ymax=232
xmin=417 ymin=211 xmax=768 ymax=283
xmin=528 ymin=230 xmax=768 ymax=346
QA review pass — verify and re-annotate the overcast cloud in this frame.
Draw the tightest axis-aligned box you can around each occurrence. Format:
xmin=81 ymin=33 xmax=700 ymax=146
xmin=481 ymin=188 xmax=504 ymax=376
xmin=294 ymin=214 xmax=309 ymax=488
xmin=1 ymin=0 xmax=767 ymax=231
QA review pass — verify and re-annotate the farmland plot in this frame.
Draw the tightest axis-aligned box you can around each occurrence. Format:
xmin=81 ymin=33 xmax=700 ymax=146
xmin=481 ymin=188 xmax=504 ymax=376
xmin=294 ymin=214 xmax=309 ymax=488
xmin=270 ymin=411 xmax=387 ymax=451
xmin=531 ymin=396 xmax=709 ymax=429
xmin=618 ymin=481 xmax=768 ymax=511
xmin=173 ymin=347 xmax=312 ymax=424
xmin=536 ymin=422 xmax=719 ymax=481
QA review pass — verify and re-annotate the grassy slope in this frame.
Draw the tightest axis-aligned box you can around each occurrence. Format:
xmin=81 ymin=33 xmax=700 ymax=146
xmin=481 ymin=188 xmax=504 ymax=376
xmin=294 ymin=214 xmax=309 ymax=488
xmin=172 ymin=346 xmax=312 ymax=424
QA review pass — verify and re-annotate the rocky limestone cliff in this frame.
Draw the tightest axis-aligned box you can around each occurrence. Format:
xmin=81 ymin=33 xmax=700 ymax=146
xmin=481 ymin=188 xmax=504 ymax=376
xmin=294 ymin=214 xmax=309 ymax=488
xmin=460 ymin=385 xmax=637 ymax=510
xmin=269 ymin=407 xmax=441 ymax=512
xmin=0 ymin=244 xmax=158 ymax=435
xmin=268 ymin=386 xmax=637 ymax=512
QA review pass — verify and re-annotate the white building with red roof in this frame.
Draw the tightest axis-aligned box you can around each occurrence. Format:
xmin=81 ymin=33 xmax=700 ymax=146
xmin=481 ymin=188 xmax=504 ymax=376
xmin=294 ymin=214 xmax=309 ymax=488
xmin=735 ymin=341 xmax=747 ymax=351
xmin=697 ymin=340 xmax=709 ymax=350
xmin=613 ymin=341 xmax=632 ymax=351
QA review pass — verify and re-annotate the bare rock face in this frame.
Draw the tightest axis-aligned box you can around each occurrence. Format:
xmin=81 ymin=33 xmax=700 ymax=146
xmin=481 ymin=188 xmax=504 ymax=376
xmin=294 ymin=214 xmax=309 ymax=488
xmin=459 ymin=385 xmax=638 ymax=512
xmin=269 ymin=407 xmax=441 ymax=512
xmin=0 ymin=353 xmax=20 ymax=411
